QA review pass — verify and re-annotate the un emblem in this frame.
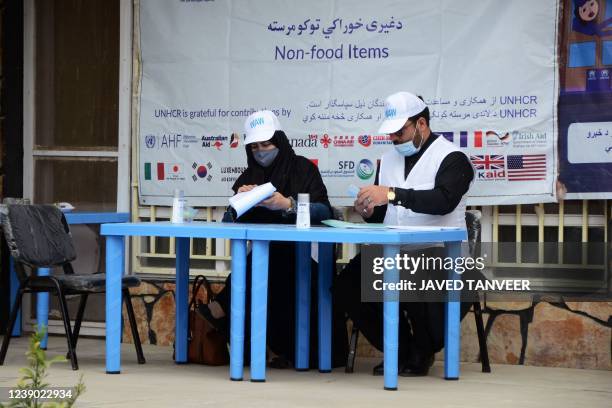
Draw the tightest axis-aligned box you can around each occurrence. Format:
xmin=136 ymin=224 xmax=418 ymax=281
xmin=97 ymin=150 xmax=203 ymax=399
xmin=145 ymin=135 xmax=156 ymax=148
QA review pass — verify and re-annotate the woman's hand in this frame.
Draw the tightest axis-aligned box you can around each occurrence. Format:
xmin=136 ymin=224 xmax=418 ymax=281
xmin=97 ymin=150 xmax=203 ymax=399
xmin=237 ymin=184 xmax=258 ymax=193
xmin=259 ymin=192 xmax=291 ymax=211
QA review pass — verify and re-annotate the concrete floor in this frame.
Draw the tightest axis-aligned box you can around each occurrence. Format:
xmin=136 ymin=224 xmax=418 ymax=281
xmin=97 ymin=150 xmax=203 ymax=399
xmin=0 ymin=336 xmax=610 ymax=408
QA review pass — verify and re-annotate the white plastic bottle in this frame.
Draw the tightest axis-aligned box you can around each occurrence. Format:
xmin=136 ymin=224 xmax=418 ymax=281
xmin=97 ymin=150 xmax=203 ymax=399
xmin=296 ymin=193 xmax=310 ymax=229
xmin=171 ymin=189 xmax=186 ymax=224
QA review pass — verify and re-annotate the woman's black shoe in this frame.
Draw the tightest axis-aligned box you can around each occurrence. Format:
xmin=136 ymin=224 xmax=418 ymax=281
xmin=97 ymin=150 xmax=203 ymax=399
xmin=399 ymin=354 xmax=434 ymax=377
xmin=268 ymin=355 xmax=293 ymax=369
xmin=372 ymin=360 xmax=408 ymax=376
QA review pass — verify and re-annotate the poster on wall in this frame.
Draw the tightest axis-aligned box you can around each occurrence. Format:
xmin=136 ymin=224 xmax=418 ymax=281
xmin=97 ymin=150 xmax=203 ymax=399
xmin=137 ymin=0 xmax=559 ymax=206
xmin=558 ymin=0 xmax=612 ymax=200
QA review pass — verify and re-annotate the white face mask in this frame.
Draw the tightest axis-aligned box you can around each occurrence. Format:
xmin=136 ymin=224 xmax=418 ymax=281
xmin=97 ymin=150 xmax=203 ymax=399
xmin=394 ymin=127 xmax=422 ymax=157
xmin=253 ymin=147 xmax=279 ymax=167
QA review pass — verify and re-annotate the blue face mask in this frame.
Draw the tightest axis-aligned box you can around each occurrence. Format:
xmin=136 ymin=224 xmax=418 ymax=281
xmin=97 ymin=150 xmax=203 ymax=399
xmin=253 ymin=147 xmax=279 ymax=167
xmin=394 ymin=128 xmax=422 ymax=157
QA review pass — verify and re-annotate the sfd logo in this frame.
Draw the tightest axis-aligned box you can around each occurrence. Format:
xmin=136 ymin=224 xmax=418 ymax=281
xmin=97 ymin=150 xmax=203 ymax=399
xmin=357 ymin=159 xmax=374 ymax=180
xmin=338 ymin=161 xmax=355 ymax=170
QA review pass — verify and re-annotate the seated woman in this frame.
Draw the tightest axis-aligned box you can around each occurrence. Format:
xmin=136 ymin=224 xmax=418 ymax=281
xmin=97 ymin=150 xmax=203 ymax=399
xmin=198 ymin=110 xmax=347 ymax=368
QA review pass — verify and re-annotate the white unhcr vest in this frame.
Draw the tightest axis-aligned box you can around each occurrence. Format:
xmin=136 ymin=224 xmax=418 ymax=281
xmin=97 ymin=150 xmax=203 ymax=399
xmin=380 ymin=136 xmax=468 ymax=229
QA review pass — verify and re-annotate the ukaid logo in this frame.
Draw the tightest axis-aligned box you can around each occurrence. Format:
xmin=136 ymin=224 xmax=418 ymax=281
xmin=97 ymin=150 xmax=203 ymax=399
xmin=385 ymin=108 xmax=396 ymax=118
xmin=470 ymin=155 xmax=506 ymax=181
xmin=358 ymin=135 xmax=372 ymax=147
xmin=357 ymin=159 xmax=375 ymax=180
xmin=192 ymin=162 xmax=213 ymax=182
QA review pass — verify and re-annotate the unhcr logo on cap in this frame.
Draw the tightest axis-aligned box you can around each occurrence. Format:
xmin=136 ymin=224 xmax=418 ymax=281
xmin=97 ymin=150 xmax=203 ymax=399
xmin=385 ymin=108 xmax=397 ymax=118
xmin=250 ymin=117 xmax=265 ymax=128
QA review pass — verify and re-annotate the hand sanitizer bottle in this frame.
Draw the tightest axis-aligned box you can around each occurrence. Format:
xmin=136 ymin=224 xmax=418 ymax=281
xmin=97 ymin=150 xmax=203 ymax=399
xmin=296 ymin=193 xmax=310 ymax=229
xmin=171 ymin=189 xmax=185 ymax=224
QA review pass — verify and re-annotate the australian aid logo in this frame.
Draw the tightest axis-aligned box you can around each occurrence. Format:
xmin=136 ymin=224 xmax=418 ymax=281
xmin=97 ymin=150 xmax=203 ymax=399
xmin=470 ymin=155 xmax=506 ymax=181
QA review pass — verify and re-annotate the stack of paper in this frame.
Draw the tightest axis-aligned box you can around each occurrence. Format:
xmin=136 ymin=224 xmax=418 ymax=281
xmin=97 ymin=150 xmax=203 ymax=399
xmin=321 ymin=219 xmax=388 ymax=229
xmin=321 ymin=219 xmax=461 ymax=231
xmin=228 ymin=182 xmax=276 ymax=217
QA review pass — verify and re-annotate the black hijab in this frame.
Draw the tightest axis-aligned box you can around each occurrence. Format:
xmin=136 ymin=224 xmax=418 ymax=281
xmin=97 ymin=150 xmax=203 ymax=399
xmin=231 ymin=130 xmax=330 ymax=222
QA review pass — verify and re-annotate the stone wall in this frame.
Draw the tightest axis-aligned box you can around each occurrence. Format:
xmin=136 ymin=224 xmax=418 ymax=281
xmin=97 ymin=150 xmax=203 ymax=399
xmin=121 ymin=278 xmax=611 ymax=370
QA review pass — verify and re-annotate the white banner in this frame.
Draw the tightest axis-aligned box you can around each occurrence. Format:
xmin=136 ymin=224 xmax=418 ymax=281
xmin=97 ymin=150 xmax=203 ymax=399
xmin=137 ymin=0 xmax=559 ymax=206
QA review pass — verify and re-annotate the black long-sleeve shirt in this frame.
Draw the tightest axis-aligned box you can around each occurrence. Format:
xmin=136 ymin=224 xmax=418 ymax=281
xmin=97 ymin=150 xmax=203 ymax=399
xmin=367 ymin=133 xmax=474 ymax=223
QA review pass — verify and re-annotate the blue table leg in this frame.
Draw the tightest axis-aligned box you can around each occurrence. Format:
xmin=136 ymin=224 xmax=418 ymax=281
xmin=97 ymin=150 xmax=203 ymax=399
xmin=175 ymin=237 xmax=190 ymax=364
xmin=317 ymin=243 xmax=333 ymax=373
xmin=445 ymin=241 xmax=462 ymax=380
xmin=105 ymin=235 xmax=124 ymax=374
xmin=229 ymin=239 xmax=247 ymax=381
xmin=250 ymin=240 xmax=269 ymax=382
xmin=383 ymin=244 xmax=400 ymax=391
xmin=37 ymin=267 xmax=50 ymax=349
xmin=9 ymin=258 xmax=21 ymax=337
xmin=295 ymin=242 xmax=311 ymax=371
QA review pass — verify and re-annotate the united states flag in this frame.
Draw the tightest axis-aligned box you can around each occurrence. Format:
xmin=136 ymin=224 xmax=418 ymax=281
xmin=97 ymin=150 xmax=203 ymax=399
xmin=470 ymin=155 xmax=505 ymax=170
xmin=507 ymin=155 xmax=546 ymax=181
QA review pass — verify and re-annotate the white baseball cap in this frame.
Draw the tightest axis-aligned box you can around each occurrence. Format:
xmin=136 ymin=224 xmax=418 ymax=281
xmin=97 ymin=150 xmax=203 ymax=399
xmin=377 ymin=92 xmax=427 ymax=134
xmin=244 ymin=110 xmax=282 ymax=145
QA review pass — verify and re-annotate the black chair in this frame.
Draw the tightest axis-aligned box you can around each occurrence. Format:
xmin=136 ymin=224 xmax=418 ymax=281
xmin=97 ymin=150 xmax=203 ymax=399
xmin=345 ymin=210 xmax=491 ymax=373
xmin=0 ymin=204 xmax=145 ymax=370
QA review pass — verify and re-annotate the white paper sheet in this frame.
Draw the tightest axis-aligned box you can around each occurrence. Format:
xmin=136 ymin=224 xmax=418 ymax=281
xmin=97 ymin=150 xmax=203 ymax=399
xmin=228 ymin=182 xmax=276 ymax=217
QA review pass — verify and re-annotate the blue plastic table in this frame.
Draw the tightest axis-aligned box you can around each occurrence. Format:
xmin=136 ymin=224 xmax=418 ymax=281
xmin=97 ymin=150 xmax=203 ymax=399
xmin=243 ymin=224 xmax=467 ymax=390
xmin=8 ymin=212 xmax=129 ymax=346
xmin=100 ymin=221 xmax=466 ymax=390
xmin=99 ymin=222 xmax=248 ymax=374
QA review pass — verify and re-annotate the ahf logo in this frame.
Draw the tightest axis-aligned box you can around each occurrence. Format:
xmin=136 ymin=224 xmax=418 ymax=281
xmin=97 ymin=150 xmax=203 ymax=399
xmin=385 ymin=108 xmax=396 ymax=118
xmin=250 ymin=117 xmax=264 ymax=128
xmin=145 ymin=135 xmax=156 ymax=148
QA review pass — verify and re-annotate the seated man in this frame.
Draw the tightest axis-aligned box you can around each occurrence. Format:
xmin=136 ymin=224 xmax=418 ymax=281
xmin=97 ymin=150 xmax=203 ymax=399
xmin=334 ymin=91 xmax=474 ymax=376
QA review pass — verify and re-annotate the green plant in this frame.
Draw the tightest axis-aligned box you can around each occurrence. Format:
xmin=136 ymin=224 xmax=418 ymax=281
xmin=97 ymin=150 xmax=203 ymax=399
xmin=0 ymin=327 xmax=85 ymax=408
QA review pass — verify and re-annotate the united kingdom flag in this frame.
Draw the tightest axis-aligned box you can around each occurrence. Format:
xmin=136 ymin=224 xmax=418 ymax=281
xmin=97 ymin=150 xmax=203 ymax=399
xmin=470 ymin=155 xmax=505 ymax=170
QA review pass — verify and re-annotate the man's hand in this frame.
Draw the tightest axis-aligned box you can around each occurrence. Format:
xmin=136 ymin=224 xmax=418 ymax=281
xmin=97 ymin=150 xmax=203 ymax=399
xmin=354 ymin=185 xmax=390 ymax=219
xmin=357 ymin=185 xmax=390 ymax=208
xmin=237 ymin=184 xmax=258 ymax=193
xmin=259 ymin=192 xmax=292 ymax=211
xmin=354 ymin=198 xmax=374 ymax=219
